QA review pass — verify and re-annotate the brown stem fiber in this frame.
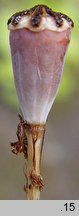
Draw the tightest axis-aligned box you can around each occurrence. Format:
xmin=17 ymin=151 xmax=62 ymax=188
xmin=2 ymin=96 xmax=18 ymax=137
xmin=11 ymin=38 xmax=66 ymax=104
xmin=11 ymin=115 xmax=45 ymax=200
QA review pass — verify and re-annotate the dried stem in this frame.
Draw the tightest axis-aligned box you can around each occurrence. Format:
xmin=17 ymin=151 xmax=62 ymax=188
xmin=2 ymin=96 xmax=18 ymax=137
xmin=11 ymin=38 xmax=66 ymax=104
xmin=25 ymin=123 xmax=45 ymax=200
xmin=11 ymin=115 xmax=45 ymax=200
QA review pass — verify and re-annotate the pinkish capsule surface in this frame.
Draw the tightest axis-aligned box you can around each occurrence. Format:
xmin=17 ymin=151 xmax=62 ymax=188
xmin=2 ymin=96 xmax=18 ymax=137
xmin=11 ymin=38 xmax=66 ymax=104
xmin=8 ymin=5 xmax=74 ymax=123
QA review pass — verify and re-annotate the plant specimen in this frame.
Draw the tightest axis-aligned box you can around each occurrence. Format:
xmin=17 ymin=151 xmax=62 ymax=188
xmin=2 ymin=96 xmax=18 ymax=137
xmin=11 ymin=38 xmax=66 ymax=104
xmin=8 ymin=5 xmax=74 ymax=200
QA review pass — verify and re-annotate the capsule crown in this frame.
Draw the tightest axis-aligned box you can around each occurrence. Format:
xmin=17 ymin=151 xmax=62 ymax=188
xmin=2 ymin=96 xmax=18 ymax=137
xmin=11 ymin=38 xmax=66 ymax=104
xmin=8 ymin=5 xmax=74 ymax=32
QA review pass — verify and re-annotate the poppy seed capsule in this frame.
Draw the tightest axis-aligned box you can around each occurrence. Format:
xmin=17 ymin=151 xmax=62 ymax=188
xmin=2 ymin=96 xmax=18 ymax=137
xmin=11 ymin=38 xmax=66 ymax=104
xmin=8 ymin=5 xmax=74 ymax=200
xmin=8 ymin=5 xmax=74 ymax=124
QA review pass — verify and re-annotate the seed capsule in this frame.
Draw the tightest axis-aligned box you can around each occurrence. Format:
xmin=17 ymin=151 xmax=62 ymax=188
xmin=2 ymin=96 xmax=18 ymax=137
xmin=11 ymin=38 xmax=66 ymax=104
xmin=8 ymin=5 xmax=74 ymax=123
